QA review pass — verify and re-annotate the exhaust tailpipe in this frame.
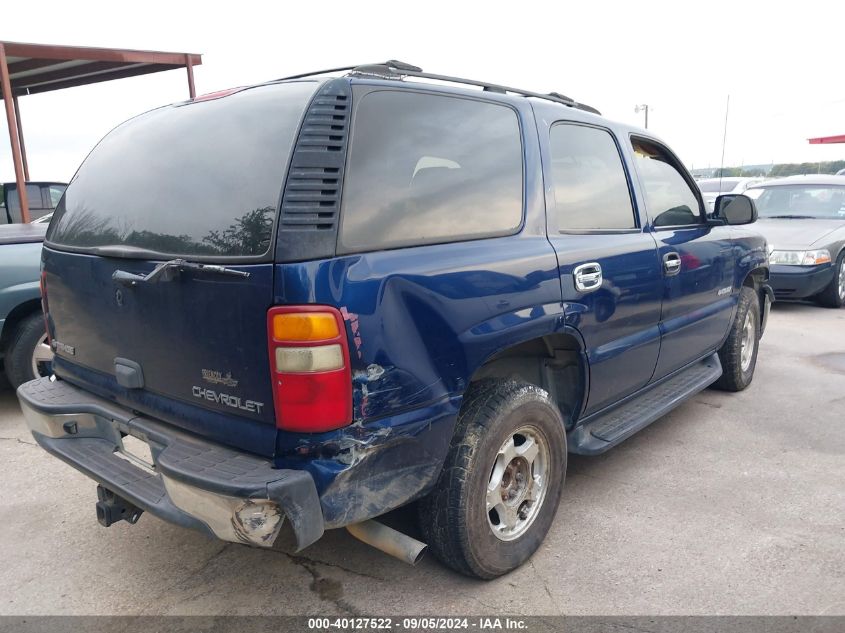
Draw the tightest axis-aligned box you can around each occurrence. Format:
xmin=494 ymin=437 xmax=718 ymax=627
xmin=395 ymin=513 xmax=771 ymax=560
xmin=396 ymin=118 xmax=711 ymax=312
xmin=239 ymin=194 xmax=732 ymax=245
xmin=346 ymin=520 xmax=427 ymax=565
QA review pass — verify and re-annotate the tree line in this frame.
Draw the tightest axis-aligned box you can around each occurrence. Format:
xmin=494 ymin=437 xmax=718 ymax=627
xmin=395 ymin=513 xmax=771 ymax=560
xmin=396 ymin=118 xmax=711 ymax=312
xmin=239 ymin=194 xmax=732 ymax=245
xmin=711 ymin=160 xmax=845 ymax=178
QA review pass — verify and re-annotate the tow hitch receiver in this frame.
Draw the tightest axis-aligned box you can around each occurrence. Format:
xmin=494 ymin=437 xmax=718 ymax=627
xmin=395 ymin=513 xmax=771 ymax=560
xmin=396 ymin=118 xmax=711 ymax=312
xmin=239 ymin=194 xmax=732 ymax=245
xmin=96 ymin=485 xmax=143 ymax=527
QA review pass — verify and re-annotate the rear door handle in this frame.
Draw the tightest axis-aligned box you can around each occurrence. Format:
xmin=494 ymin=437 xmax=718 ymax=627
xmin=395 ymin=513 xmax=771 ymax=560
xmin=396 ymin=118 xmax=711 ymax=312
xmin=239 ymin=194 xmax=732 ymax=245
xmin=573 ymin=262 xmax=602 ymax=292
xmin=663 ymin=252 xmax=682 ymax=276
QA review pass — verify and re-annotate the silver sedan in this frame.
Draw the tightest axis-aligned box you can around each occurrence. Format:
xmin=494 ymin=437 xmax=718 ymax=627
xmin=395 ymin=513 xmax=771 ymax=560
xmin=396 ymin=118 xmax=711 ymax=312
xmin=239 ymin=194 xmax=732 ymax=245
xmin=746 ymin=175 xmax=845 ymax=307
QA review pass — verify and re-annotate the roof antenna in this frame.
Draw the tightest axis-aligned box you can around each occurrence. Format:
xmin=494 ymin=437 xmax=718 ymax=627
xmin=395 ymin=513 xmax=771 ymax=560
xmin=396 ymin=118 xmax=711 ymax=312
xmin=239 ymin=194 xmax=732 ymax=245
xmin=719 ymin=94 xmax=730 ymax=190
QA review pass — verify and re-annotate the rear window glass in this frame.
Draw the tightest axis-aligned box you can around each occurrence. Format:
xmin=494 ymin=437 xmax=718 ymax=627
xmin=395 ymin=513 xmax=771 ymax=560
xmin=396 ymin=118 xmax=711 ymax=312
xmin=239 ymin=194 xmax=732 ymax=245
xmin=48 ymin=81 xmax=319 ymax=258
xmin=5 ymin=185 xmax=44 ymax=222
xmin=340 ymin=90 xmax=523 ymax=252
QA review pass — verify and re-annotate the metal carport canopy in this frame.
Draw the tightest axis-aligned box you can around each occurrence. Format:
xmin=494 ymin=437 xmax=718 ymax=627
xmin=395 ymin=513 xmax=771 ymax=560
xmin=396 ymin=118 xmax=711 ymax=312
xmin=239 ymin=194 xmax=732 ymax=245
xmin=0 ymin=40 xmax=202 ymax=222
xmin=808 ymin=135 xmax=845 ymax=144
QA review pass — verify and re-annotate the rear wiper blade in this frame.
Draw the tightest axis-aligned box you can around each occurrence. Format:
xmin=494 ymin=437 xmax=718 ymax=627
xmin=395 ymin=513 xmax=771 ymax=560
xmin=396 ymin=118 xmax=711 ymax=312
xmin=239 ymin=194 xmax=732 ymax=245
xmin=113 ymin=259 xmax=250 ymax=286
xmin=85 ymin=244 xmax=171 ymax=258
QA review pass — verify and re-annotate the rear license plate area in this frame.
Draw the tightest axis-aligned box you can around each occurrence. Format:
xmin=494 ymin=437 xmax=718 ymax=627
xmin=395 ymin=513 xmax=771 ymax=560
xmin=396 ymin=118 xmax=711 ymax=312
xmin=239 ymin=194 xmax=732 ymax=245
xmin=116 ymin=434 xmax=155 ymax=472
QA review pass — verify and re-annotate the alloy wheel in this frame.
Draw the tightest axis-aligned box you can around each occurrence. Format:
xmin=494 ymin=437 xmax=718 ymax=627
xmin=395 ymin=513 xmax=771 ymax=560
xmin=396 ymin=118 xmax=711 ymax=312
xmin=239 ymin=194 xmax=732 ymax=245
xmin=740 ymin=309 xmax=756 ymax=372
xmin=486 ymin=426 xmax=550 ymax=542
xmin=31 ymin=332 xmax=54 ymax=378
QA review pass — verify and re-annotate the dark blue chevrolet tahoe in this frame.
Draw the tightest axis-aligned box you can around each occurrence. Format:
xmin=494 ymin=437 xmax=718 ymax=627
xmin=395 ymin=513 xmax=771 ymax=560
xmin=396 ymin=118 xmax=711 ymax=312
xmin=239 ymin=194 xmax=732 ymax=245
xmin=18 ymin=62 xmax=772 ymax=579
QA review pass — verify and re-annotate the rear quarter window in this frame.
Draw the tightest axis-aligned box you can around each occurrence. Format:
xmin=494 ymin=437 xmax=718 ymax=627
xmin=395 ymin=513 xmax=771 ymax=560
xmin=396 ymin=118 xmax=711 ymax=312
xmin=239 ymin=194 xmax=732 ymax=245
xmin=339 ymin=90 xmax=523 ymax=253
xmin=47 ymin=81 xmax=319 ymax=259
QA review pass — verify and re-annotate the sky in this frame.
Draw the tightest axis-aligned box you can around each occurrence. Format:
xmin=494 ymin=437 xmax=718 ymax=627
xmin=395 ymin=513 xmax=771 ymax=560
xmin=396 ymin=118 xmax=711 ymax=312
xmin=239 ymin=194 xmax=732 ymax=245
xmin=1 ymin=0 xmax=844 ymax=182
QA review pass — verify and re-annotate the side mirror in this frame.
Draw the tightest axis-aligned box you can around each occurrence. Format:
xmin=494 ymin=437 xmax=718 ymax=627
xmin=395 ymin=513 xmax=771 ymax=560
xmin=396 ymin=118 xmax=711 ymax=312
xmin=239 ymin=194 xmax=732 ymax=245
xmin=714 ymin=194 xmax=757 ymax=225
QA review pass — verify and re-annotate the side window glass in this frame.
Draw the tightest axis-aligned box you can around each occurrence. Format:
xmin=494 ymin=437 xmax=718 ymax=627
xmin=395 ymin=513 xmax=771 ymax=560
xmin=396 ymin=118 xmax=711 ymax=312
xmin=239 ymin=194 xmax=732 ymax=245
xmin=632 ymin=138 xmax=702 ymax=227
xmin=340 ymin=90 xmax=523 ymax=252
xmin=47 ymin=185 xmax=67 ymax=208
xmin=549 ymin=124 xmax=636 ymax=230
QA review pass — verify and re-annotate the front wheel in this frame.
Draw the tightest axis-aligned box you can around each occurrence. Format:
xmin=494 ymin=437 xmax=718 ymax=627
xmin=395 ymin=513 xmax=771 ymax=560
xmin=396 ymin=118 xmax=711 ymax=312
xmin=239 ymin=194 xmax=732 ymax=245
xmin=713 ymin=286 xmax=760 ymax=392
xmin=418 ymin=379 xmax=567 ymax=579
xmin=815 ymin=253 xmax=845 ymax=308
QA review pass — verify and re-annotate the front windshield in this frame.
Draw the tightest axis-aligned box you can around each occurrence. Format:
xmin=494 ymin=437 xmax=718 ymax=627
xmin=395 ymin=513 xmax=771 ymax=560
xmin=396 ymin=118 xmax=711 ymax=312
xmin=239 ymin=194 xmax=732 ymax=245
xmin=748 ymin=185 xmax=845 ymax=219
xmin=697 ymin=179 xmax=739 ymax=193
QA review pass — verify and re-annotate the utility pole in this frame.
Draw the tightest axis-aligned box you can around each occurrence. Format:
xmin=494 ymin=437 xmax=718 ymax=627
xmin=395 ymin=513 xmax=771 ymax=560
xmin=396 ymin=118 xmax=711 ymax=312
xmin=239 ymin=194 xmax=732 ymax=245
xmin=718 ymin=95 xmax=730 ymax=184
xmin=634 ymin=104 xmax=650 ymax=129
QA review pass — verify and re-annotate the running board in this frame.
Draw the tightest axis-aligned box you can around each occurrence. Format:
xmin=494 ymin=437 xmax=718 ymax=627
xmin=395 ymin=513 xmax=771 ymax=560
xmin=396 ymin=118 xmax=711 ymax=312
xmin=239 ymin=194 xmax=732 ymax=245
xmin=568 ymin=354 xmax=722 ymax=455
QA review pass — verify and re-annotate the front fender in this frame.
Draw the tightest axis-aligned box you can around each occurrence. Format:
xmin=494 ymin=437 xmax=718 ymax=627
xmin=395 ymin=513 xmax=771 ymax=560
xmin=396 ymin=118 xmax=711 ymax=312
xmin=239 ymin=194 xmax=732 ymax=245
xmin=731 ymin=227 xmax=769 ymax=293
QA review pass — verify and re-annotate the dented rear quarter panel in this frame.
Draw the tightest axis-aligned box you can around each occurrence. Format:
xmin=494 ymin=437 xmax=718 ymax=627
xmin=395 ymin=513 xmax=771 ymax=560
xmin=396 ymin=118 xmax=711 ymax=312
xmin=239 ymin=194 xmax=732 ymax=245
xmin=272 ymin=98 xmax=568 ymax=526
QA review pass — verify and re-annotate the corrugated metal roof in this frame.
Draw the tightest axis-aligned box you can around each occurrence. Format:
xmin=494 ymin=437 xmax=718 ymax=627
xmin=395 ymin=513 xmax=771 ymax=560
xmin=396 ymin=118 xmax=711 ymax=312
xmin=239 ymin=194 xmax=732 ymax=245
xmin=0 ymin=41 xmax=201 ymax=97
xmin=808 ymin=135 xmax=845 ymax=145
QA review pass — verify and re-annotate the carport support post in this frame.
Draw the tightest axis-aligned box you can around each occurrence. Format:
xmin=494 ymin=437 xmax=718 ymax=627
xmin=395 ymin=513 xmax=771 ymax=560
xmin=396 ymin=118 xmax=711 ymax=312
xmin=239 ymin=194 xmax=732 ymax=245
xmin=185 ymin=54 xmax=196 ymax=99
xmin=12 ymin=96 xmax=30 ymax=181
xmin=0 ymin=43 xmax=30 ymax=223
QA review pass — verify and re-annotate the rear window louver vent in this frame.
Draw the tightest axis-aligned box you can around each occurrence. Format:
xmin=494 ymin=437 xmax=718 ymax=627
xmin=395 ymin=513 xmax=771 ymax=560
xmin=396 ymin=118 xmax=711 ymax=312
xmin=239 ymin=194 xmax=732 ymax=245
xmin=276 ymin=78 xmax=351 ymax=262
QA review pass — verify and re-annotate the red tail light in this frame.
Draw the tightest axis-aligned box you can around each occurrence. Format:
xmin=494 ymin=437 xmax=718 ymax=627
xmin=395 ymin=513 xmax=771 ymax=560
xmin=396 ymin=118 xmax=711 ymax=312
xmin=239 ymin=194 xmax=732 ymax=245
xmin=267 ymin=305 xmax=352 ymax=433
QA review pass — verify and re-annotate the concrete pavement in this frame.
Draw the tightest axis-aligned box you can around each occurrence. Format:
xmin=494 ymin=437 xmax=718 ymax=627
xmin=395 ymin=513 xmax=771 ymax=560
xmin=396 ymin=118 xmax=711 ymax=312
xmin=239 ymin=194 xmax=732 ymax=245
xmin=1 ymin=302 xmax=843 ymax=615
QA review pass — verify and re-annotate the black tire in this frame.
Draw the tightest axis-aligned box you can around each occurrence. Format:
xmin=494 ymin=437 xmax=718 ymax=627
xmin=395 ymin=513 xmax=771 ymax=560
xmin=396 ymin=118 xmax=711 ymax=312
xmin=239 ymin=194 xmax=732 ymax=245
xmin=4 ymin=312 xmax=51 ymax=389
xmin=418 ymin=379 xmax=567 ymax=579
xmin=815 ymin=253 xmax=845 ymax=308
xmin=713 ymin=286 xmax=760 ymax=392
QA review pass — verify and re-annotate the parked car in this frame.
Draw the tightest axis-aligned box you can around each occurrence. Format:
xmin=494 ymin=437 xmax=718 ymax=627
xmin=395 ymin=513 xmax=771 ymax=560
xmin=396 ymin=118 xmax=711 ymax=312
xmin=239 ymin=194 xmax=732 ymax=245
xmin=745 ymin=175 xmax=845 ymax=307
xmin=0 ymin=181 xmax=67 ymax=223
xmin=697 ymin=177 xmax=766 ymax=210
xmin=17 ymin=62 xmax=771 ymax=579
xmin=0 ymin=220 xmax=52 ymax=387
xmin=836 ymin=168 xmax=845 ymax=176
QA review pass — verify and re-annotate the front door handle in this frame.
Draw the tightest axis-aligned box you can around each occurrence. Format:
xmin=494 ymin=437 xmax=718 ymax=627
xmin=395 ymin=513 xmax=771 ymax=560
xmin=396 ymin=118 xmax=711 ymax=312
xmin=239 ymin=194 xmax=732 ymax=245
xmin=573 ymin=262 xmax=602 ymax=292
xmin=663 ymin=252 xmax=682 ymax=276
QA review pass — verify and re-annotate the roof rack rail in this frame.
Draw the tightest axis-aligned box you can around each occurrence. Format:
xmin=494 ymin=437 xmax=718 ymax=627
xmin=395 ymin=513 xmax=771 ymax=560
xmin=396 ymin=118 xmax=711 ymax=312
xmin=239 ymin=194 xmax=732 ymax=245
xmin=276 ymin=64 xmax=361 ymax=81
xmin=275 ymin=61 xmax=600 ymax=115
xmin=350 ymin=61 xmax=601 ymax=115
xmin=275 ymin=60 xmax=423 ymax=82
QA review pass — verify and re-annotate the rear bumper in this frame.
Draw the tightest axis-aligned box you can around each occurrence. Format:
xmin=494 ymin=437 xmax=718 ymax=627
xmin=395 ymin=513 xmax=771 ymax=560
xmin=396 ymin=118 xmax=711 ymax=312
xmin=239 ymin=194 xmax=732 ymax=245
xmin=770 ymin=264 xmax=834 ymax=300
xmin=17 ymin=377 xmax=324 ymax=551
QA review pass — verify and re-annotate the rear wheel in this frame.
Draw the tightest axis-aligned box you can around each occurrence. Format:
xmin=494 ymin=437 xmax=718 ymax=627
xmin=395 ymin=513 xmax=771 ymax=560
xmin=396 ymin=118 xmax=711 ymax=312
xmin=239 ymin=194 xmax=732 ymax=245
xmin=713 ymin=286 xmax=760 ymax=392
xmin=418 ymin=379 xmax=566 ymax=579
xmin=4 ymin=312 xmax=53 ymax=389
xmin=816 ymin=253 xmax=845 ymax=308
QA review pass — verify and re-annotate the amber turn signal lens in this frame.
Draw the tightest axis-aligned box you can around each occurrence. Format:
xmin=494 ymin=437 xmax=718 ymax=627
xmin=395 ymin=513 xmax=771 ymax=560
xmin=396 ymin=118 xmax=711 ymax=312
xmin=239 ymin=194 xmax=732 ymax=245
xmin=272 ymin=312 xmax=339 ymax=342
